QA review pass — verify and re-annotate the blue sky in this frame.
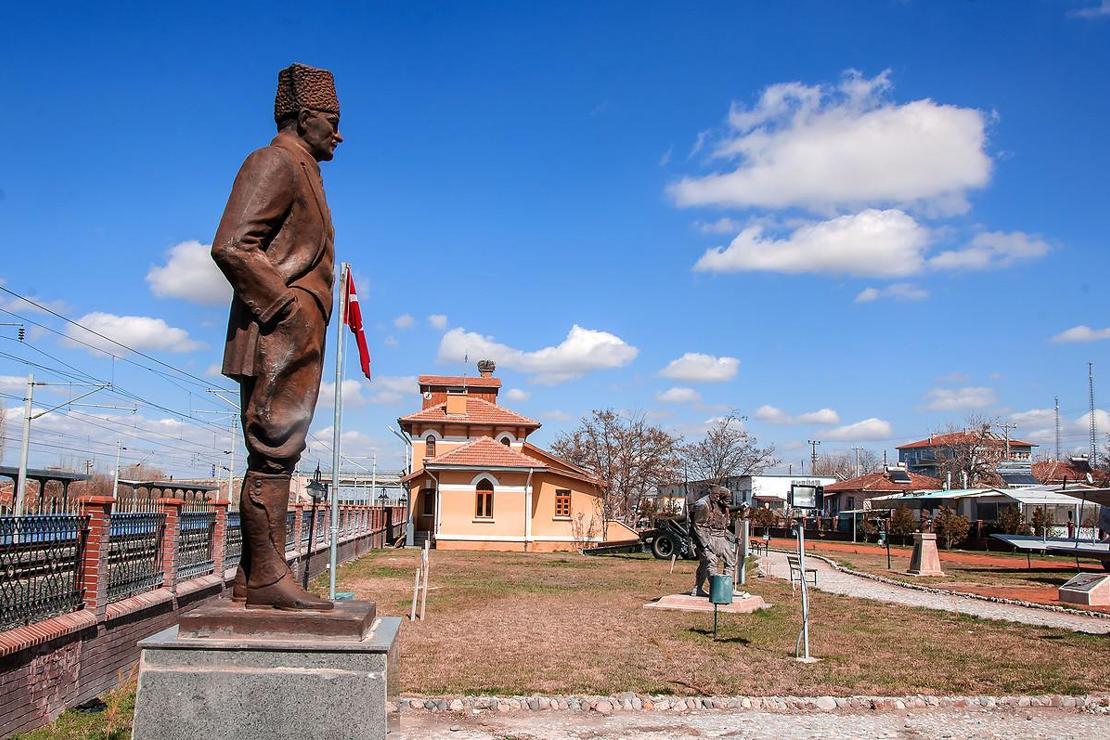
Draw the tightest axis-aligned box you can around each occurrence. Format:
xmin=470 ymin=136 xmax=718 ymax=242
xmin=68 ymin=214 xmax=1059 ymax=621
xmin=2 ymin=1 xmax=1109 ymax=478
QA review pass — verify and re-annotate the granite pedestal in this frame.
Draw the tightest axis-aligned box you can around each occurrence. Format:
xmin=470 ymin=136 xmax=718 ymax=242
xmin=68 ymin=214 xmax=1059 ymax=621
xmin=907 ymin=532 xmax=945 ymax=577
xmin=132 ymin=602 xmax=399 ymax=740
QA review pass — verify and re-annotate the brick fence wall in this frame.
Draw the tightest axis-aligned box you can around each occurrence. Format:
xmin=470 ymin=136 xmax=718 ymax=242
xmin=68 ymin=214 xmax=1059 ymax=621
xmin=0 ymin=499 xmax=405 ymax=737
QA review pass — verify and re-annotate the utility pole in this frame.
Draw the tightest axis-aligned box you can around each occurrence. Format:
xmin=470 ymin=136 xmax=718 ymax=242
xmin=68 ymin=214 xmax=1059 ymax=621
xmin=14 ymin=375 xmax=34 ymax=517
xmin=807 ymin=440 xmax=821 ymax=475
xmin=851 ymin=446 xmax=863 ymax=478
xmin=1089 ymin=362 xmax=1097 ymax=466
xmin=999 ymin=423 xmax=1017 ymax=461
xmin=1054 ymin=396 xmax=1061 ymax=462
xmin=112 ymin=440 xmax=123 ymax=501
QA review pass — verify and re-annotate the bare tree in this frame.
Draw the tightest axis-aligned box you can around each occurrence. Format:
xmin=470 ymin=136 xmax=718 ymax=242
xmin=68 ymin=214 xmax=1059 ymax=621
xmin=551 ymin=409 xmax=683 ymax=526
xmin=930 ymin=414 xmax=1004 ymax=488
xmin=813 ymin=449 xmax=884 ymax=480
xmin=683 ymin=412 xmax=777 ymax=486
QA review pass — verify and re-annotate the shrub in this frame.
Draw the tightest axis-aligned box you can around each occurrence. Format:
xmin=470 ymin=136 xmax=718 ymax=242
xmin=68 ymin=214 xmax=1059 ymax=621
xmin=889 ymin=505 xmax=916 ymax=545
xmin=996 ymin=505 xmax=1025 ymax=535
xmin=1031 ymin=507 xmax=1055 ymax=537
xmin=749 ymin=506 xmax=776 ymax=533
xmin=934 ymin=505 xmax=970 ymax=549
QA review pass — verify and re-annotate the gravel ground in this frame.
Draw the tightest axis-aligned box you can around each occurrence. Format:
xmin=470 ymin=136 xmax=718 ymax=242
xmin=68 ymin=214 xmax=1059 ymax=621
xmin=396 ymin=707 xmax=1109 ymax=738
xmin=760 ymin=551 xmax=1110 ymax=634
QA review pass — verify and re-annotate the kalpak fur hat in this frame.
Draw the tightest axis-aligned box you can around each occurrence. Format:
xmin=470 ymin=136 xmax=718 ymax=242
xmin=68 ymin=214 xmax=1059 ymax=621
xmin=274 ymin=63 xmax=339 ymax=122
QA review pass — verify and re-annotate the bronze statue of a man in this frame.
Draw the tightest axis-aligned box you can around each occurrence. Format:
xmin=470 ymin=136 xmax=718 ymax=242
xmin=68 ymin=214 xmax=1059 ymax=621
xmin=211 ymin=63 xmax=343 ymax=611
xmin=690 ymin=485 xmax=738 ymax=597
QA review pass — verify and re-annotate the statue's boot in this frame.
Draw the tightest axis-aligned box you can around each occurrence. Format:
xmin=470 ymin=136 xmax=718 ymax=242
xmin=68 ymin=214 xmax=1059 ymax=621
xmin=230 ymin=479 xmax=251 ymax=602
xmin=242 ymin=471 xmax=333 ymax=611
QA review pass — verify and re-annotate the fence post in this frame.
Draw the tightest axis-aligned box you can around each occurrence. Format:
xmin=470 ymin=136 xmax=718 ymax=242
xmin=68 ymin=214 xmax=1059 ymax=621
xmin=77 ymin=496 xmax=114 ymax=622
xmin=211 ymin=499 xmax=229 ymax=584
xmin=158 ymin=498 xmax=184 ymax=591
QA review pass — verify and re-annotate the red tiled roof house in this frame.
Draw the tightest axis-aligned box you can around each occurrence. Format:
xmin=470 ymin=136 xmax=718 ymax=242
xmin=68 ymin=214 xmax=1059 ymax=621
xmin=399 ymin=361 xmax=609 ymax=551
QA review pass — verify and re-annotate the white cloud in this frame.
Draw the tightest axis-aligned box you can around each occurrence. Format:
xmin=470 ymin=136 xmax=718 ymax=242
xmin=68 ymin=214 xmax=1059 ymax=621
xmin=438 ymin=325 xmax=638 ymax=384
xmin=669 ymin=70 xmax=991 ymax=214
xmin=146 ymin=240 xmax=232 ymax=305
xmin=922 ymin=386 xmax=997 ymax=412
xmin=1052 ymin=325 xmax=1110 ymax=343
xmin=928 ymin=231 xmax=1049 ymax=272
xmin=0 ymin=287 xmax=70 ymax=316
xmin=544 ymin=410 xmax=572 ymax=422
xmin=63 ymin=312 xmax=203 ymax=355
xmin=505 ymin=388 xmax=529 ymax=402
xmin=384 ymin=335 xmax=399 ymax=347
xmin=1010 ymin=407 xmax=1110 ymax=447
xmin=826 ymin=417 xmax=894 ymax=441
xmin=657 ymin=387 xmax=701 ymax=403
xmin=393 ymin=314 xmax=415 ymax=330
xmin=205 ymin=364 xmax=222 ymax=378
xmin=854 ymin=282 xmax=929 ymax=303
xmin=659 ymin=353 xmax=740 ymax=382
xmin=0 ymin=375 xmax=28 ymax=394
xmin=1070 ymin=1 xmax=1110 ymax=18
xmin=319 ymin=376 xmax=417 ymax=407
xmin=427 ymin=314 xmax=448 ymax=330
xmin=755 ymin=405 xmax=840 ymax=425
xmin=694 ymin=209 xmax=930 ymax=277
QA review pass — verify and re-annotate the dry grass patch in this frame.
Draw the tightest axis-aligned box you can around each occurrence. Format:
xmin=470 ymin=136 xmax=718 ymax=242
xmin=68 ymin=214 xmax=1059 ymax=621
xmin=335 ymin=549 xmax=1109 ymax=697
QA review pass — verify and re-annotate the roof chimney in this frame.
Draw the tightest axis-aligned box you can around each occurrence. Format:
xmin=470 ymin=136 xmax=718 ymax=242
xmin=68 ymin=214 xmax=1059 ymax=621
xmin=477 ymin=359 xmax=496 ymax=378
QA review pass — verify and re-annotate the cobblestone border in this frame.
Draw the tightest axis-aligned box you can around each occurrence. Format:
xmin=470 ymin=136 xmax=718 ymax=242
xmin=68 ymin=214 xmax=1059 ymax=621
xmin=778 ymin=549 xmax=1110 ymax=621
xmin=395 ymin=694 xmax=1110 ymax=715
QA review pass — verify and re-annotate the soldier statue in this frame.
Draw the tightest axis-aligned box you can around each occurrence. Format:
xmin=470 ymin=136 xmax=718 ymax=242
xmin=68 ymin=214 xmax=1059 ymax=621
xmin=211 ymin=63 xmax=342 ymax=611
xmin=689 ymin=484 xmax=747 ymax=598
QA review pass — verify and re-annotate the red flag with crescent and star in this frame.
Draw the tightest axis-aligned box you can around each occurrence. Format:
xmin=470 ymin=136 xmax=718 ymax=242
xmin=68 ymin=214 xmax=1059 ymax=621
xmin=344 ymin=270 xmax=372 ymax=381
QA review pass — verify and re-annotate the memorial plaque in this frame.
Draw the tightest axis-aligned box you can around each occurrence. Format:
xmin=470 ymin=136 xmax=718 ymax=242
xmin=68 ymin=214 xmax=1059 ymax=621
xmin=1058 ymin=573 xmax=1110 ymax=606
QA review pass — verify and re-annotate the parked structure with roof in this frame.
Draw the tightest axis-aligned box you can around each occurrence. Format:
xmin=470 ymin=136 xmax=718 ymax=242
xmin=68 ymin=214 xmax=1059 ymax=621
xmin=897 ymin=430 xmax=1037 ymax=479
xmin=655 ymin=473 xmax=836 ymax=512
xmin=398 ymin=361 xmax=615 ymax=551
xmin=822 ymin=466 xmax=941 ymax=515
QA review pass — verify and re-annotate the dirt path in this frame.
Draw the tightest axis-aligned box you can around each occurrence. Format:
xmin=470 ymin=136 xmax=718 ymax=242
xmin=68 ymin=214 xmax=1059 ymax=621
xmin=760 ymin=551 xmax=1110 ymax=634
xmin=397 ymin=706 xmax=1108 ymax=739
xmin=767 ymin=537 xmax=1083 ymax=570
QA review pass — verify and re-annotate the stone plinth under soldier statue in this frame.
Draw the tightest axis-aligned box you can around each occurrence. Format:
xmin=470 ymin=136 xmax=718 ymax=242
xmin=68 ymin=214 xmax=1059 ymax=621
xmin=211 ymin=63 xmax=343 ymax=611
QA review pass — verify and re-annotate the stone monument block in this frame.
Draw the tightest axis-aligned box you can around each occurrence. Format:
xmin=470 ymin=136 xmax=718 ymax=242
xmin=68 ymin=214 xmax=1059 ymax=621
xmin=907 ymin=532 xmax=945 ymax=577
xmin=132 ymin=611 xmax=399 ymax=740
xmin=1058 ymin=572 xmax=1110 ymax=606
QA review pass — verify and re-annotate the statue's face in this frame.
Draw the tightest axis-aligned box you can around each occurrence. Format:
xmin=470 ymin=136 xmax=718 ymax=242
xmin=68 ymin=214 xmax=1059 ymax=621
xmin=712 ymin=487 xmax=730 ymax=505
xmin=299 ymin=109 xmax=343 ymax=161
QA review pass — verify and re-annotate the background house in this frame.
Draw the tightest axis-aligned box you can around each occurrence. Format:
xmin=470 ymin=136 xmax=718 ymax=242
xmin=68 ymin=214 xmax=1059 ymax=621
xmin=398 ymin=361 xmax=622 ymax=551
xmin=823 ymin=466 xmax=940 ymax=515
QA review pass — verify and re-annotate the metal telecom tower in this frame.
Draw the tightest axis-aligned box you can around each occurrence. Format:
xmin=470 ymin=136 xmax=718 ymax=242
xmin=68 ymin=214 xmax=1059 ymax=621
xmin=1089 ymin=363 xmax=1097 ymax=465
xmin=1054 ymin=396 xmax=1061 ymax=461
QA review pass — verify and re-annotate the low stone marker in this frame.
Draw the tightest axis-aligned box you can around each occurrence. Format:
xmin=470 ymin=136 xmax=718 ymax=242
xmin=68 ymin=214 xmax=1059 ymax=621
xmin=907 ymin=532 xmax=945 ymax=577
xmin=1058 ymin=573 xmax=1110 ymax=606
xmin=644 ymin=593 xmax=770 ymax=614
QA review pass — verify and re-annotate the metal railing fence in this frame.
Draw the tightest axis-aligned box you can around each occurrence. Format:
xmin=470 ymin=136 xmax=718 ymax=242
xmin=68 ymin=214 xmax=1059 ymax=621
xmin=107 ymin=513 xmax=166 ymax=603
xmin=0 ymin=515 xmax=88 ymax=630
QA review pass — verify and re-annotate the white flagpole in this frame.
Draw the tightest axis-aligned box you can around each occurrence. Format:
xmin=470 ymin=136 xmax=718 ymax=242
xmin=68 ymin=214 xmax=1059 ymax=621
xmin=329 ymin=262 xmax=349 ymax=599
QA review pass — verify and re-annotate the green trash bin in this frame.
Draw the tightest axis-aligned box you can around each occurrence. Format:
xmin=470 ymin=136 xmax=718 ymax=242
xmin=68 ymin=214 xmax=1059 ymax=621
xmin=709 ymin=574 xmax=733 ymax=605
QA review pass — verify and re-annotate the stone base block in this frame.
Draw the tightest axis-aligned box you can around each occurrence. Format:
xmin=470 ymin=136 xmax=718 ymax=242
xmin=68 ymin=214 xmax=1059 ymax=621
xmin=907 ymin=532 xmax=945 ymax=577
xmin=132 ymin=617 xmax=400 ymax=740
xmin=643 ymin=593 xmax=771 ymax=613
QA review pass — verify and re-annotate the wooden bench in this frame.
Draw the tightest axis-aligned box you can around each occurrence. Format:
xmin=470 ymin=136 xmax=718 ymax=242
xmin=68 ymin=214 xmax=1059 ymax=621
xmin=786 ymin=554 xmax=818 ymax=592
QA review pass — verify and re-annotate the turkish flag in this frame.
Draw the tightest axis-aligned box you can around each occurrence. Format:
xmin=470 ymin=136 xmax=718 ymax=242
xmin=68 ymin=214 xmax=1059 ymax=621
xmin=344 ymin=270 xmax=372 ymax=381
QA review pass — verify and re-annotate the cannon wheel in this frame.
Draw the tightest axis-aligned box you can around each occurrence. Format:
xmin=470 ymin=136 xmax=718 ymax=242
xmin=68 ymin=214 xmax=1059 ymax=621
xmin=652 ymin=534 xmax=676 ymax=560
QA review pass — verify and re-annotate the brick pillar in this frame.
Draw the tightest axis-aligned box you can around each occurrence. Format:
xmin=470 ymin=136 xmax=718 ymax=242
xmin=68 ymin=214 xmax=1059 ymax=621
xmin=77 ymin=496 xmax=114 ymax=621
xmin=158 ymin=498 xmax=184 ymax=591
xmin=211 ymin=500 xmax=229 ymax=582
xmin=293 ymin=503 xmax=305 ymax=552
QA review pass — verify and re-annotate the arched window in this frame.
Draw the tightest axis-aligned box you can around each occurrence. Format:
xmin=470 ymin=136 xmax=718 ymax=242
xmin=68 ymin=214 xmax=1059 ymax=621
xmin=425 ymin=435 xmax=436 ymax=458
xmin=475 ymin=478 xmax=494 ymax=519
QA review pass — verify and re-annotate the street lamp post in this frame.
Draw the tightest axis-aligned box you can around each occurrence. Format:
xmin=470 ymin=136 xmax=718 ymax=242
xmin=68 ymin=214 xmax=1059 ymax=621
xmin=303 ymin=465 xmax=329 ymax=589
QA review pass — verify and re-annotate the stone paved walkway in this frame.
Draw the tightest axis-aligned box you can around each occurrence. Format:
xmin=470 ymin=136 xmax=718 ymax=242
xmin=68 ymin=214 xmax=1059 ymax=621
xmin=397 ymin=706 xmax=1108 ymax=738
xmin=760 ymin=551 xmax=1110 ymax=634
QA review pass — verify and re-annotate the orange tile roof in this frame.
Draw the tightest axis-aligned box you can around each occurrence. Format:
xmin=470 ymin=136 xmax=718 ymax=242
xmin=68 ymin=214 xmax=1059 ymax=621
xmin=426 ymin=437 xmax=548 ymax=469
xmin=399 ymin=396 xmax=540 ymax=428
xmin=897 ymin=431 xmax=1036 ymax=450
xmin=824 ymin=470 xmax=941 ymax=493
xmin=418 ymin=374 xmax=502 ymax=388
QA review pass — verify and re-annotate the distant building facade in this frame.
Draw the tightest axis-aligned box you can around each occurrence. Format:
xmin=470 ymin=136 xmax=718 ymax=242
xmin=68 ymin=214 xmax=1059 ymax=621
xmin=655 ymin=473 xmax=837 ymax=512
xmin=822 ymin=466 xmax=941 ymax=515
xmin=897 ymin=431 xmax=1036 ymax=479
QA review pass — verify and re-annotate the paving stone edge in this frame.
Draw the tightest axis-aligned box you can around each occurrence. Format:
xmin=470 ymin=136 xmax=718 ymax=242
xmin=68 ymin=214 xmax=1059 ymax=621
xmin=779 ymin=549 xmax=1110 ymax=620
xmin=393 ymin=693 xmax=1110 ymax=714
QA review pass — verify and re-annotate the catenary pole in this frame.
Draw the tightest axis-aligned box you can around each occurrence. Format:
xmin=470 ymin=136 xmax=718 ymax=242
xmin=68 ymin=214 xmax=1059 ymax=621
xmin=329 ymin=262 xmax=350 ymax=599
xmin=14 ymin=375 xmax=34 ymax=517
